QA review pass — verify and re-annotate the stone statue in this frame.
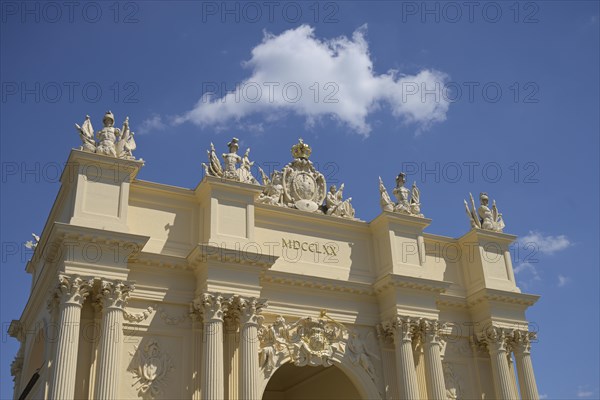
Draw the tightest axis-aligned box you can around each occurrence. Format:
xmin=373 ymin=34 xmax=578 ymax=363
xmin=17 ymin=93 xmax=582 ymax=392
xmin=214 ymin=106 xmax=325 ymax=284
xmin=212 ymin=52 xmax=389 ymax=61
xmin=256 ymin=139 xmax=358 ymax=219
xmin=347 ymin=332 xmax=378 ymax=382
xmin=75 ymin=115 xmax=96 ymax=153
xmin=239 ymin=148 xmax=258 ymax=184
xmin=95 ymin=111 xmax=121 ymax=157
xmin=222 ymin=138 xmax=242 ymax=180
xmin=379 ymin=173 xmax=424 ymax=217
xmin=202 ymin=138 xmax=259 ymax=184
xmin=464 ymin=192 xmax=505 ymax=232
xmin=74 ymin=112 xmax=138 ymax=160
xmin=24 ymin=233 xmax=40 ymax=250
xmin=257 ymin=168 xmax=284 ymax=206
xmin=116 ymin=117 xmax=136 ymax=159
xmin=379 ymin=177 xmax=394 ymax=212
xmin=324 ymin=184 xmax=355 ymax=219
xmin=202 ymin=143 xmax=223 ymax=178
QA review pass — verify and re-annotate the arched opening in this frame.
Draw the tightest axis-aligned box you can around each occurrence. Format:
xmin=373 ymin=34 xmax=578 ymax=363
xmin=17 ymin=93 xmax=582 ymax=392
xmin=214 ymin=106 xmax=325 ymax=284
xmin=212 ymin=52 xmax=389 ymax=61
xmin=262 ymin=363 xmax=362 ymax=400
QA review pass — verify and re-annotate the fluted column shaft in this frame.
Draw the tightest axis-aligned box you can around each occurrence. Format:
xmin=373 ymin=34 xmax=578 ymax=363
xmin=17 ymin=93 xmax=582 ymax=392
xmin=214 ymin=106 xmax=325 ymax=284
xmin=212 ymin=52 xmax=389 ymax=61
xmin=507 ymin=352 xmax=520 ymax=399
xmin=393 ymin=317 xmax=420 ymax=400
xmin=191 ymin=310 xmax=203 ymax=400
xmin=514 ymin=332 xmax=539 ymax=400
xmin=235 ymin=297 xmax=266 ymax=400
xmin=200 ymin=293 xmax=225 ymax=400
xmin=376 ymin=325 xmax=400 ymax=400
xmin=94 ymin=280 xmax=133 ymax=400
xmin=422 ymin=320 xmax=447 ymax=400
xmin=48 ymin=275 xmax=93 ymax=400
xmin=486 ymin=328 xmax=515 ymax=400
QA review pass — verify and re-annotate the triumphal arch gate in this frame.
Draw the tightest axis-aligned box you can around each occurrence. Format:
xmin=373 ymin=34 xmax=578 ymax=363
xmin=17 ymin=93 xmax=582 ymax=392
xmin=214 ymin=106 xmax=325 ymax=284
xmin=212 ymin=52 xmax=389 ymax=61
xmin=9 ymin=113 xmax=540 ymax=399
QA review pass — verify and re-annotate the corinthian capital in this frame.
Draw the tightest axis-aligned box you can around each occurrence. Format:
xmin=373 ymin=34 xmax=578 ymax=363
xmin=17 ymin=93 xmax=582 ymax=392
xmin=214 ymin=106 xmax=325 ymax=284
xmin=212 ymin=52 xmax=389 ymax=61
xmin=194 ymin=293 xmax=225 ymax=322
xmin=54 ymin=275 xmax=94 ymax=306
xmin=230 ymin=295 xmax=268 ymax=326
xmin=481 ymin=326 xmax=511 ymax=353
xmin=420 ymin=318 xmax=444 ymax=345
xmin=97 ymin=279 xmax=134 ymax=310
xmin=393 ymin=316 xmax=418 ymax=343
xmin=511 ymin=330 xmax=536 ymax=355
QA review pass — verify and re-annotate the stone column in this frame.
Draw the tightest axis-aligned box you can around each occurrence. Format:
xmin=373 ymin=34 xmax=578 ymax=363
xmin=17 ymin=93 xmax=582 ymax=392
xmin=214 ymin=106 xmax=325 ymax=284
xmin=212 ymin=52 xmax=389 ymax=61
xmin=8 ymin=322 xmax=24 ymax=400
xmin=235 ymin=296 xmax=266 ymax=400
xmin=10 ymin=345 xmax=24 ymax=399
xmin=190 ymin=305 xmax=203 ymax=400
xmin=393 ymin=317 xmax=421 ymax=400
xmin=485 ymin=327 xmax=515 ymax=400
xmin=513 ymin=330 xmax=540 ymax=400
xmin=48 ymin=275 xmax=93 ymax=400
xmin=421 ymin=320 xmax=447 ymax=400
xmin=376 ymin=324 xmax=400 ymax=400
xmin=224 ymin=313 xmax=239 ymax=400
xmin=199 ymin=293 xmax=226 ymax=400
xmin=507 ymin=351 xmax=520 ymax=399
xmin=413 ymin=335 xmax=428 ymax=398
xmin=94 ymin=280 xmax=133 ymax=399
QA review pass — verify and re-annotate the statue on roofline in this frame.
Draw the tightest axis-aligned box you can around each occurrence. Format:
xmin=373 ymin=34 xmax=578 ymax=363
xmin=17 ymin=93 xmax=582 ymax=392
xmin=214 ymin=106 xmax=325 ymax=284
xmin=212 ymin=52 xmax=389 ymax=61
xmin=202 ymin=137 xmax=259 ymax=184
xmin=464 ymin=192 xmax=505 ymax=232
xmin=74 ymin=112 xmax=138 ymax=160
xmin=379 ymin=173 xmax=423 ymax=217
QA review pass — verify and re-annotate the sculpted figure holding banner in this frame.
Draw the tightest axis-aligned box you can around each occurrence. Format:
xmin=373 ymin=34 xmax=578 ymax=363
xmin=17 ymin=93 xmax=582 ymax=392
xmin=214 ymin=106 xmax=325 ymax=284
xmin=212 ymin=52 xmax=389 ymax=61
xmin=95 ymin=111 xmax=121 ymax=157
xmin=325 ymin=184 xmax=355 ymax=219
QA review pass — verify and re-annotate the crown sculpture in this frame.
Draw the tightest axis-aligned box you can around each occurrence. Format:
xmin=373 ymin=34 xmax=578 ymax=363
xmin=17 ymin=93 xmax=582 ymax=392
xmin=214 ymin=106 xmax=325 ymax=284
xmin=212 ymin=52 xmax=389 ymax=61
xmin=464 ymin=192 xmax=505 ymax=232
xmin=75 ymin=112 xmax=137 ymax=160
xmin=203 ymin=138 xmax=356 ymax=220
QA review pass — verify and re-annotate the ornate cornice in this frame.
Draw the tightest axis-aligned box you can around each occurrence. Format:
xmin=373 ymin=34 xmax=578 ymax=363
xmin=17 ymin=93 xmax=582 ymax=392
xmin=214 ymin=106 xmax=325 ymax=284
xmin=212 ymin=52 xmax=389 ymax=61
xmin=373 ymin=274 xmax=451 ymax=294
xmin=262 ymin=270 xmax=373 ymax=296
xmin=467 ymin=288 xmax=540 ymax=307
xmin=29 ymin=222 xmax=150 ymax=273
xmin=187 ymin=243 xmax=278 ymax=268
xmin=133 ymin=252 xmax=192 ymax=271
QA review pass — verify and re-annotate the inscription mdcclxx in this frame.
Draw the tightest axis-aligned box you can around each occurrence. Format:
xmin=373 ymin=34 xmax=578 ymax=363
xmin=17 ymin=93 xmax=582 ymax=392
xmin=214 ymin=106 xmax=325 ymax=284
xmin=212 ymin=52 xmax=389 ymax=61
xmin=282 ymin=239 xmax=338 ymax=256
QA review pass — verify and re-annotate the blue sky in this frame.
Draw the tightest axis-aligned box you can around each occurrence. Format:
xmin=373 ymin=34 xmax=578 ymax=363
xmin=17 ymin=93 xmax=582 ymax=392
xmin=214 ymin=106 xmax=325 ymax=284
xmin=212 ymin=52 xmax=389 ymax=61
xmin=1 ymin=1 xmax=598 ymax=399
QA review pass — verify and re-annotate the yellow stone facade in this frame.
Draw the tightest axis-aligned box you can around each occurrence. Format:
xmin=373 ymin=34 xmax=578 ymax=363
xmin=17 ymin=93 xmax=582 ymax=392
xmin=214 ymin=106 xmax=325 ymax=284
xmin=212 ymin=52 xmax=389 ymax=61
xmin=9 ymin=144 xmax=540 ymax=400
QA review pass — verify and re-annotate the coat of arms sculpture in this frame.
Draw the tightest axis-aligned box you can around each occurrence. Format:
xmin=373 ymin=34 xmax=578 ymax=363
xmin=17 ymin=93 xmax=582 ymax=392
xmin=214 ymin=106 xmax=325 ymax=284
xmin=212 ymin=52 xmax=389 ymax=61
xmin=257 ymin=139 xmax=356 ymax=219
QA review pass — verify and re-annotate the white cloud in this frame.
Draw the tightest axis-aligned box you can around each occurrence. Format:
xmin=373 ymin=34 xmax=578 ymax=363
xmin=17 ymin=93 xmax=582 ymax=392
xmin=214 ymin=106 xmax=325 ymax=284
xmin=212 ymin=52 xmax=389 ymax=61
xmin=518 ymin=231 xmax=571 ymax=256
xmin=514 ymin=231 xmax=571 ymax=287
xmin=539 ymin=394 xmax=548 ymax=399
xmin=514 ymin=262 xmax=541 ymax=280
xmin=139 ymin=114 xmax=167 ymax=134
xmin=557 ymin=274 xmax=570 ymax=287
xmin=577 ymin=386 xmax=594 ymax=398
xmin=174 ymin=25 xmax=450 ymax=136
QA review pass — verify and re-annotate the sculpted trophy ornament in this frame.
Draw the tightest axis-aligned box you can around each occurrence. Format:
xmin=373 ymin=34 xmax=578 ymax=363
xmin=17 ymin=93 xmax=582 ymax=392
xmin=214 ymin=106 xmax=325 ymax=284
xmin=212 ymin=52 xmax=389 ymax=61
xmin=379 ymin=173 xmax=424 ymax=217
xmin=74 ymin=112 xmax=138 ymax=159
xmin=257 ymin=139 xmax=357 ymax=219
xmin=201 ymin=138 xmax=259 ymax=184
xmin=464 ymin=192 xmax=505 ymax=232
